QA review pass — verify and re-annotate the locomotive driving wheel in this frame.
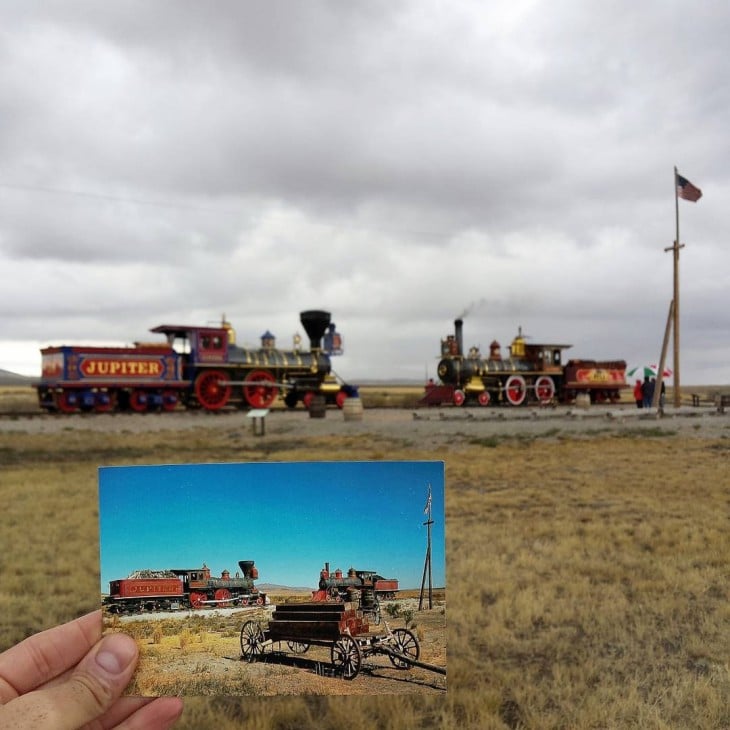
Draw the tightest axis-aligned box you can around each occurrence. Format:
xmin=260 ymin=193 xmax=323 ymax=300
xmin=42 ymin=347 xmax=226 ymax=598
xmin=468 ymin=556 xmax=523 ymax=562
xmin=388 ymin=628 xmax=420 ymax=669
xmin=534 ymin=376 xmax=555 ymax=404
xmin=189 ymin=592 xmax=207 ymax=609
xmin=214 ymin=588 xmax=232 ymax=607
xmin=194 ymin=370 xmax=231 ymax=411
xmin=504 ymin=375 xmax=527 ymax=406
xmin=331 ymin=634 xmax=362 ymax=680
xmin=243 ymin=370 xmax=279 ymax=408
xmin=240 ymin=620 xmax=266 ymax=662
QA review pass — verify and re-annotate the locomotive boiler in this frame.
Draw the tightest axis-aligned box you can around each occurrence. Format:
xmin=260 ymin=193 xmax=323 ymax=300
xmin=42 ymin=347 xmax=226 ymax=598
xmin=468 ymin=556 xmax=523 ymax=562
xmin=36 ymin=310 xmax=347 ymax=413
xmin=421 ymin=318 xmax=627 ymax=407
xmin=103 ymin=560 xmax=265 ymax=613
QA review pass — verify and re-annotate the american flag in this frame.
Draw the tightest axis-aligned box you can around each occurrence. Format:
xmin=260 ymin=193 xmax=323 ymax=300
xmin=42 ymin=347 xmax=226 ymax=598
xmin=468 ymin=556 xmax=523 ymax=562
xmin=423 ymin=485 xmax=432 ymax=515
xmin=676 ymin=173 xmax=702 ymax=202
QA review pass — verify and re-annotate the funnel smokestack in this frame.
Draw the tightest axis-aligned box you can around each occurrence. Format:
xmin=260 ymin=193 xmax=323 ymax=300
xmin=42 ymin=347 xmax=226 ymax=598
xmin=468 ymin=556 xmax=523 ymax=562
xmin=300 ymin=310 xmax=331 ymax=350
xmin=455 ymin=318 xmax=463 ymax=357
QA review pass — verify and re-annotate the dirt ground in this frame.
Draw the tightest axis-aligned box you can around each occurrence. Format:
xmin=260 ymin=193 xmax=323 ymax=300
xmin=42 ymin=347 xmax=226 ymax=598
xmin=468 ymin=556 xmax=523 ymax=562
xmin=118 ymin=597 xmax=446 ymax=696
xmin=1 ymin=401 xmax=729 ymax=445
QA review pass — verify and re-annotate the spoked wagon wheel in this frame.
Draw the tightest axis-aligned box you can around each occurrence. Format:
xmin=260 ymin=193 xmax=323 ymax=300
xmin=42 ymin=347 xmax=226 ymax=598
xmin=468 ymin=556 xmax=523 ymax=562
xmin=286 ymin=641 xmax=310 ymax=654
xmin=504 ymin=375 xmax=527 ymax=406
xmin=331 ymin=634 xmax=362 ymax=680
xmin=388 ymin=628 xmax=420 ymax=669
xmin=194 ymin=369 xmax=231 ymax=411
xmin=243 ymin=370 xmax=279 ymax=408
xmin=240 ymin=620 xmax=266 ymax=662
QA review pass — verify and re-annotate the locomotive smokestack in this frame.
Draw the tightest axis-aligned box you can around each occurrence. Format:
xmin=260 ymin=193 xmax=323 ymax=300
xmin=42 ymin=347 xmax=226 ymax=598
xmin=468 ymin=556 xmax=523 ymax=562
xmin=300 ymin=310 xmax=331 ymax=350
xmin=455 ymin=318 xmax=463 ymax=357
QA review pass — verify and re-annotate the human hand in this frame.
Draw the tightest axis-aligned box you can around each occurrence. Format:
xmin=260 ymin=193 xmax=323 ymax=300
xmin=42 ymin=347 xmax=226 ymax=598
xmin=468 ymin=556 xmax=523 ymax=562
xmin=0 ymin=610 xmax=183 ymax=729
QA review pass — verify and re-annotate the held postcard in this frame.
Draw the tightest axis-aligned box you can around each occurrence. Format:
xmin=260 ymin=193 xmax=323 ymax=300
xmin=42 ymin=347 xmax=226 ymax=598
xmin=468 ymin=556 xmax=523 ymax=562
xmin=98 ymin=460 xmax=446 ymax=696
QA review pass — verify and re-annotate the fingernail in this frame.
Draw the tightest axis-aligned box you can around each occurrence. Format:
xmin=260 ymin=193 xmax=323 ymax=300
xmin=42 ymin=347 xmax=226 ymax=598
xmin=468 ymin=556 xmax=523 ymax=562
xmin=95 ymin=633 xmax=138 ymax=675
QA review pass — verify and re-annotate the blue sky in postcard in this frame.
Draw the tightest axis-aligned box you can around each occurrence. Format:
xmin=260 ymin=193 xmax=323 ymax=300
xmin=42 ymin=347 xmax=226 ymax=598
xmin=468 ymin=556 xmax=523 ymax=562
xmin=99 ymin=460 xmax=445 ymax=593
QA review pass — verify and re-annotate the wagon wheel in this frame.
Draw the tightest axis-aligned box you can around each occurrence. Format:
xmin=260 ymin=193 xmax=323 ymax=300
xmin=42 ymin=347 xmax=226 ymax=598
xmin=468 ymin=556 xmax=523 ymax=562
xmin=243 ymin=370 xmax=279 ymax=408
xmin=477 ymin=391 xmax=490 ymax=407
xmin=240 ymin=620 xmax=266 ymax=662
xmin=388 ymin=628 xmax=420 ymax=669
xmin=286 ymin=641 xmax=311 ymax=654
xmin=55 ymin=390 xmax=78 ymax=414
xmin=452 ymin=389 xmax=466 ymax=407
xmin=504 ymin=375 xmax=527 ymax=406
xmin=214 ymin=588 xmax=232 ymax=607
xmin=194 ymin=369 xmax=231 ymax=411
xmin=331 ymin=634 xmax=361 ymax=680
xmin=129 ymin=389 xmax=148 ymax=412
xmin=189 ymin=592 xmax=207 ymax=609
xmin=534 ymin=375 xmax=555 ymax=403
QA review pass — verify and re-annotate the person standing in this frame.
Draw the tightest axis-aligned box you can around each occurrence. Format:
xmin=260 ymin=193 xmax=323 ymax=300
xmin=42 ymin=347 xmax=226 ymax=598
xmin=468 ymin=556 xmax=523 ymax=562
xmin=633 ymin=379 xmax=643 ymax=408
xmin=641 ymin=376 xmax=653 ymax=409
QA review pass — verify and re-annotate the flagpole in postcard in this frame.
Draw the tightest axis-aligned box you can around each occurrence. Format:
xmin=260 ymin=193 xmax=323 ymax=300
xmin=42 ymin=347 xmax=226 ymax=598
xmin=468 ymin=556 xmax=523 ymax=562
xmin=667 ymin=167 xmax=702 ymax=408
xmin=419 ymin=483 xmax=433 ymax=611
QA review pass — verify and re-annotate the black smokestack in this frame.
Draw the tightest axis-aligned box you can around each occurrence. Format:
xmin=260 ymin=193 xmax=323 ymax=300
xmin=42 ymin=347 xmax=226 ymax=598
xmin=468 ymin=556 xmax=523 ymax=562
xmin=455 ymin=319 xmax=463 ymax=357
xmin=300 ymin=310 xmax=331 ymax=349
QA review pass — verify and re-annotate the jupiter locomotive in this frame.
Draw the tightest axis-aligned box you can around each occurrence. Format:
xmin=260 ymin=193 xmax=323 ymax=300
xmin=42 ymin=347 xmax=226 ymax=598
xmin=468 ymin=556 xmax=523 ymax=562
xmin=421 ymin=318 xmax=627 ymax=407
xmin=103 ymin=560 xmax=265 ymax=613
xmin=36 ymin=310 xmax=346 ymax=413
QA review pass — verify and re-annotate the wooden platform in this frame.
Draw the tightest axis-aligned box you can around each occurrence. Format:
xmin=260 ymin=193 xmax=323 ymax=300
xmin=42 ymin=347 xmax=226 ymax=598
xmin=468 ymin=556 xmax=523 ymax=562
xmin=267 ymin=602 xmax=368 ymax=641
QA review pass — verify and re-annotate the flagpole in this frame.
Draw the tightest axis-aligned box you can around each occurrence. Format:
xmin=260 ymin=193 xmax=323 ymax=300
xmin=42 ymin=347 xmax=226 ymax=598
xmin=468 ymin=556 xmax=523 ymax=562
xmin=669 ymin=167 xmax=683 ymax=407
xmin=418 ymin=484 xmax=433 ymax=611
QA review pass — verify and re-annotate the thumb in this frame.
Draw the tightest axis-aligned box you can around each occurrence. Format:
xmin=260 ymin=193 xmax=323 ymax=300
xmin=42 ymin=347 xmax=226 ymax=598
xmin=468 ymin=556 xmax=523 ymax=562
xmin=2 ymin=633 xmax=138 ymax=730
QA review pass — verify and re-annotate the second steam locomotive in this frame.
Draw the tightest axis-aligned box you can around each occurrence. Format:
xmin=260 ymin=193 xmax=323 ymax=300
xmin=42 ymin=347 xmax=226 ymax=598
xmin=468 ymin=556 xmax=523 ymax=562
xmin=36 ymin=310 xmax=346 ymax=413
xmin=422 ymin=318 xmax=627 ymax=407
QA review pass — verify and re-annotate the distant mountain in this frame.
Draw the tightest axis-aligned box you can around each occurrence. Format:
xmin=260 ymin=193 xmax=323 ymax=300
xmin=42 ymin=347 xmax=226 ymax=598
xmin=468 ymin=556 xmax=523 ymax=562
xmin=0 ymin=369 xmax=35 ymax=385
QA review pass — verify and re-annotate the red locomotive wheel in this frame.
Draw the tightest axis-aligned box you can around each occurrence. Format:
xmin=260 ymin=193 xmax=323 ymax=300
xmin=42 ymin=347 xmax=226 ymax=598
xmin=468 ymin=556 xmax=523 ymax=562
xmin=214 ymin=588 xmax=232 ymax=607
xmin=129 ymin=390 xmax=148 ymax=413
xmin=335 ymin=390 xmax=348 ymax=409
xmin=505 ymin=375 xmax=527 ymax=406
xmin=534 ymin=376 xmax=555 ymax=403
xmin=94 ymin=390 xmax=115 ymax=413
xmin=302 ymin=392 xmax=315 ymax=410
xmin=452 ymin=389 xmax=466 ymax=407
xmin=161 ymin=389 xmax=178 ymax=412
xmin=243 ymin=370 xmax=278 ymax=409
xmin=55 ymin=390 xmax=78 ymax=413
xmin=189 ymin=592 xmax=207 ymax=609
xmin=194 ymin=370 xmax=231 ymax=411
xmin=477 ymin=391 xmax=490 ymax=407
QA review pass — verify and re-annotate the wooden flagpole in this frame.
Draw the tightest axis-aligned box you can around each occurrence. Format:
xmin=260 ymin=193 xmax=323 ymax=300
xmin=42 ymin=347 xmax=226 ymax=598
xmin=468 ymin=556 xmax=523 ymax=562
xmin=418 ymin=484 xmax=433 ymax=611
xmin=665 ymin=167 xmax=684 ymax=408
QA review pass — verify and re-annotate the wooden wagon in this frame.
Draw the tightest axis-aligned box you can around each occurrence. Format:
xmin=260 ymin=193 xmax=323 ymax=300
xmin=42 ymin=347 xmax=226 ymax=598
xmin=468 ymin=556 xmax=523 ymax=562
xmin=239 ymin=602 xmax=428 ymax=680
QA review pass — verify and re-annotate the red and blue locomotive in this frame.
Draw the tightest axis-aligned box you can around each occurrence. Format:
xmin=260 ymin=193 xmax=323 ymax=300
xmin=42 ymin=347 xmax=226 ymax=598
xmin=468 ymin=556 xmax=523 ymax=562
xmin=36 ymin=310 xmax=346 ymax=413
xmin=421 ymin=318 xmax=627 ymax=407
xmin=103 ymin=560 xmax=265 ymax=613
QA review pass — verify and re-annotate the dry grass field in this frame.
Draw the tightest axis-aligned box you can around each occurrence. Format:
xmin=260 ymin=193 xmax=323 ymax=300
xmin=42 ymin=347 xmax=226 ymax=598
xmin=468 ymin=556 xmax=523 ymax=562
xmin=1 ymin=385 xmax=730 ymax=728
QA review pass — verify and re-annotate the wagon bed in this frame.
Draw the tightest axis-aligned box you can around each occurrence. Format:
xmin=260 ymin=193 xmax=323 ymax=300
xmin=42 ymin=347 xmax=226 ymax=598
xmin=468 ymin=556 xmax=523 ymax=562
xmin=239 ymin=602 xmax=435 ymax=680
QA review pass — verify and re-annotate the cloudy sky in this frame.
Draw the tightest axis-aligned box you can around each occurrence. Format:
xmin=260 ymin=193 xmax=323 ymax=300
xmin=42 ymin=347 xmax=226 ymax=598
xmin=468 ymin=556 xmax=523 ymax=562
xmin=1 ymin=1 xmax=728 ymax=385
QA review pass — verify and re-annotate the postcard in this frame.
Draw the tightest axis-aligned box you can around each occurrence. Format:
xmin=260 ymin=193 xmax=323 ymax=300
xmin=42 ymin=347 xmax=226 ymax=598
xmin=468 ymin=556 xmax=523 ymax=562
xmin=99 ymin=460 xmax=446 ymax=695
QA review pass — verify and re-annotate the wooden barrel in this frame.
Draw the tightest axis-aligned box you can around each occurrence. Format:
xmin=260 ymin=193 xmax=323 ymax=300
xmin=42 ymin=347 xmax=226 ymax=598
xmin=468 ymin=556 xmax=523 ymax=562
xmin=342 ymin=397 xmax=363 ymax=421
xmin=308 ymin=394 xmax=326 ymax=418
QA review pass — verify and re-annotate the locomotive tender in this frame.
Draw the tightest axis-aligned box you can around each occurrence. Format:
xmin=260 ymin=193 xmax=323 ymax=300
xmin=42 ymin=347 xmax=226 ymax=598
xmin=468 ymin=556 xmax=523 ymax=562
xmin=103 ymin=560 xmax=264 ymax=613
xmin=422 ymin=318 xmax=627 ymax=407
xmin=36 ymin=310 xmax=345 ymax=413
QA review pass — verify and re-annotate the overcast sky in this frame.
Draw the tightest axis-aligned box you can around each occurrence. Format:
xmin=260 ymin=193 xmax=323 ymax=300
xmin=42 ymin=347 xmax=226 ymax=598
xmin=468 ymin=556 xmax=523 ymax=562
xmin=1 ymin=1 xmax=728 ymax=385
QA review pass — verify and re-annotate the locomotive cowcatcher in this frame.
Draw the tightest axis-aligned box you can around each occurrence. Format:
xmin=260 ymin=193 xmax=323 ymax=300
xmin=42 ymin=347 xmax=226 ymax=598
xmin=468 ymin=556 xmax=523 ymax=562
xmin=103 ymin=560 xmax=265 ymax=613
xmin=421 ymin=318 xmax=627 ymax=407
xmin=36 ymin=310 xmax=346 ymax=413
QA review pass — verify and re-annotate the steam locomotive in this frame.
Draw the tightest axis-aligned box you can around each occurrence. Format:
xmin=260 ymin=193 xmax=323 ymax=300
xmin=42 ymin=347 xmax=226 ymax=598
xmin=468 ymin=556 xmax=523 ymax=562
xmin=36 ymin=310 xmax=346 ymax=413
xmin=103 ymin=560 xmax=265 ymax=613
xmin=316 ymin=563 xmax=399 ymax=601
xmin=421 ymin=318 xmax=627 ymax=407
